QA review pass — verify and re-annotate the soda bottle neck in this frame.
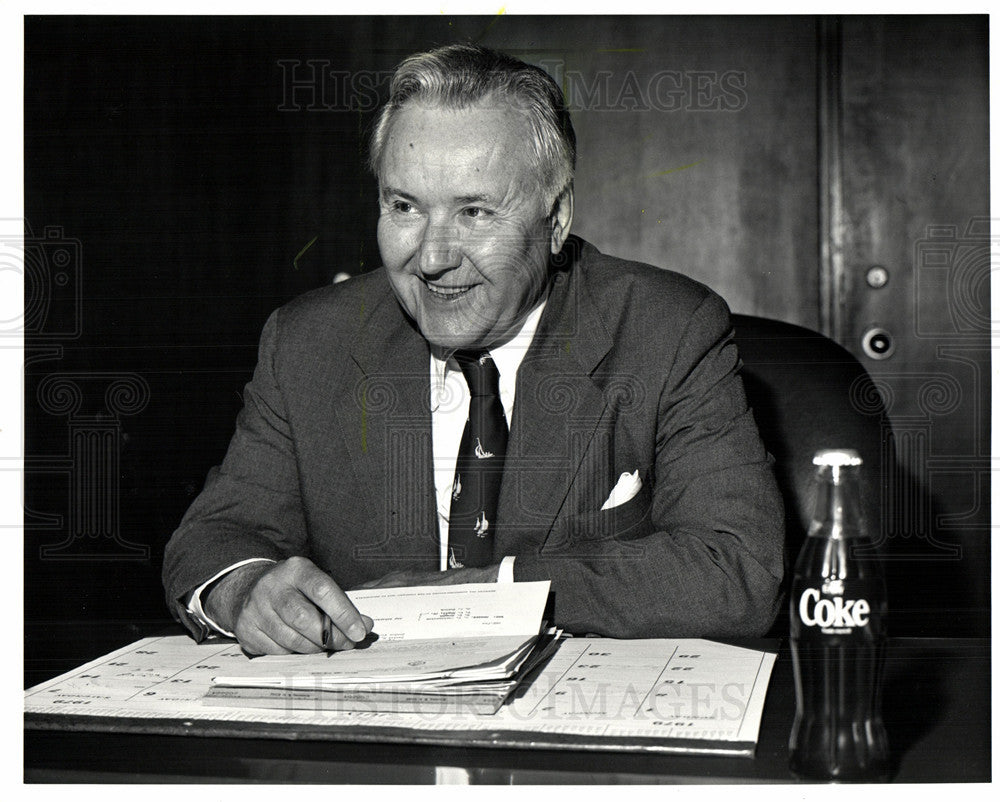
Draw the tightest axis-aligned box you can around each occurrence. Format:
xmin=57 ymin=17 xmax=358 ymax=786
xmin=808 ymin=464 xmax=866 ymax=540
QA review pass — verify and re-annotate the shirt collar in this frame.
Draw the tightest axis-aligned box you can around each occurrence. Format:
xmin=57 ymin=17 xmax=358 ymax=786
xmin=430 ymin=300 xmax=547 ymax=410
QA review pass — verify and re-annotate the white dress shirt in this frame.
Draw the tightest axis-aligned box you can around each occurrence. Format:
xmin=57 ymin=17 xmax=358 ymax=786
xmin=430 ymin=300 xmax=547 ymax=573
xmin=186 ymin=300 xmax=547 ymax=637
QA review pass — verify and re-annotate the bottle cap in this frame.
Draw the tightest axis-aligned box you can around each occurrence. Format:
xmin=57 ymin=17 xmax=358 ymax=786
xmin=813 ymin=448 xmax=862 ymax=467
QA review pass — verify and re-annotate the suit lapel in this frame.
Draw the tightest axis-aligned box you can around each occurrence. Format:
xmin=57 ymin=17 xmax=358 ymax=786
xmin=496 ymin=240 xmax=615 ymax=555
xmin=333 ymin=282 xmax=439 ymax=567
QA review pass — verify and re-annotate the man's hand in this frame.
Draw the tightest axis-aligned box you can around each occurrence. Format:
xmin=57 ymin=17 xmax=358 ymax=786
xmin=204 ymin=556 xmax=373 ymax=656
xmin=354 ymin=564 xmax=500 ymax=590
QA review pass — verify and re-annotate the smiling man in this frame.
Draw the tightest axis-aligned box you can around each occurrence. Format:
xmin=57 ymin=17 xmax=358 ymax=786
xmin=163 ymin=45 xmax=784 ymax=655
xmin=376 ymin=100 xmax=568 ymax=350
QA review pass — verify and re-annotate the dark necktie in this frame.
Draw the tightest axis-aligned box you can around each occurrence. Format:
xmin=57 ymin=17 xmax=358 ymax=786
xmin=447 ymin=351 xmax=508 ymax=568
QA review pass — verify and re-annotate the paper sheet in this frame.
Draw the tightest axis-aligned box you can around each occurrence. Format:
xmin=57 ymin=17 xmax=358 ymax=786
xmin=215 ymin=634 xmax=537 ymax=686
xmin=211 ymin=581 xmax=550 ymax=686
xmin=25 ymin=634 xmax=776 ymax=753
xmin=343 ymin=581 xmax=550 ymax=641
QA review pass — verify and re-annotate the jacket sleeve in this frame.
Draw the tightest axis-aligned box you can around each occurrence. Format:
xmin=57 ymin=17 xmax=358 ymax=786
xmin=512 ymin=293 xmax=785 ymax=638
xmin=161 ymin=309 xmax=309 ymax=639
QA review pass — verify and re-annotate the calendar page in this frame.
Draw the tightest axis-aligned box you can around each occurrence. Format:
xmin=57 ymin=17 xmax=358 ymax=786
xmin=25 ymin=635 xmax=776 ymax=756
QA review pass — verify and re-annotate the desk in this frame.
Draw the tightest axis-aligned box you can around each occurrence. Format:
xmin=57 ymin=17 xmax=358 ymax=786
xmin=24 ymin=624 xmax=990 ymax=783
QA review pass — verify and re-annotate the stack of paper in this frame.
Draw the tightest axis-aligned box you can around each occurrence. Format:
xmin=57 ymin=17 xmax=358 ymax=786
xmin=205 ymin=581 xmax=557 ymax=715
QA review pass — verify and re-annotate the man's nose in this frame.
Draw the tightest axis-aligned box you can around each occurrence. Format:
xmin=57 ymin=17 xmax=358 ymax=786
xmin=418 ymin=223 xmax=461 ymax=274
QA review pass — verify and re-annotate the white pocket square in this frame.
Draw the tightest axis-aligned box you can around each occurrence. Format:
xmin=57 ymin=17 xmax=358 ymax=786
xmin=601 ymin=470 xmax=642 ymax=510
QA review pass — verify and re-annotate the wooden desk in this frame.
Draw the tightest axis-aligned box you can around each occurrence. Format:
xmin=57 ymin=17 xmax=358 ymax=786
xmin=23 ymin=625 xmax=990 ymax=783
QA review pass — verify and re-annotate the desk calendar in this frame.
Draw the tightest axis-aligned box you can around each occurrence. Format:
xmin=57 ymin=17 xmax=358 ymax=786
xmin=25 ymin=635 xmax=775 ymax=756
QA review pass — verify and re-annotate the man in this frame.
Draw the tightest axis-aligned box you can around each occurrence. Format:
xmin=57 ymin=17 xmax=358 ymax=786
xmin=163 ymin=44 xmax=784 ymax=655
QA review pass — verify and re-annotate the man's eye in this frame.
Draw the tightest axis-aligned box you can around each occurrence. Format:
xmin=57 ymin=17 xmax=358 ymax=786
xmin=391 ymin=200 xmax=414 ymax=214
xmin=462 ymin=207 xmax=492 ymax=219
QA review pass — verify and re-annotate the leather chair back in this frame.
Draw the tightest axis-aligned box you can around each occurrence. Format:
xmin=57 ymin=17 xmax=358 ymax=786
xmin=731 ymin=314 xmax=895 ymax=633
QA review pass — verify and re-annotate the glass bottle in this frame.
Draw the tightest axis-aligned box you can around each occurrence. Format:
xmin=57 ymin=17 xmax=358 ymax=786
xmin=789 ymin=448 xmax=889 ymax=781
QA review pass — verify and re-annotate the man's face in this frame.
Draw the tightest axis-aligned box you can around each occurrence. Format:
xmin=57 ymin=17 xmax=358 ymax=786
xmin=377 ymin=101 xmax=569 ymax=351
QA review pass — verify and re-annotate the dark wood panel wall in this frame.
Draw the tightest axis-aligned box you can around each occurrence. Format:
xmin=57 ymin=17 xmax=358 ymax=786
xmin=835 ymin=17 xmax=989 ymax=634
xmin=23 ymin=16 xmax=989 ymax=634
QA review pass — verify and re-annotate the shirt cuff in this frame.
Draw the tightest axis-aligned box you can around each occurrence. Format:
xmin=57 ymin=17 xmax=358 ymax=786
xmin=186 ymin=558 xmax=276 ymax=638
xmin=497 ymin=555 xmax=516 ymax=583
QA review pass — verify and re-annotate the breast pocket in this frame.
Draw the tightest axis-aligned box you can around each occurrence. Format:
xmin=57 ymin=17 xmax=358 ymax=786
xmin=554 ymin=478 xmax=654 ymax=553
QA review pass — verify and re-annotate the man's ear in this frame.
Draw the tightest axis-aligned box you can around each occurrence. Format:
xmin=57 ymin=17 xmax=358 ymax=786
xmin=549 ymin=186 xmax=574 ymax=254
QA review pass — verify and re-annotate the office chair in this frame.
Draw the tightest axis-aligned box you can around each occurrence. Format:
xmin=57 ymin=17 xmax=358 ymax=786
xmin=730 ymin=314 xmax=895 ymax=635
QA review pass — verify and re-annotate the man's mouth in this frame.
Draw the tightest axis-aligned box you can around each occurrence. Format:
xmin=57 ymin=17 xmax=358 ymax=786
xmin=424 ymin=282 xmax=475 ymax=300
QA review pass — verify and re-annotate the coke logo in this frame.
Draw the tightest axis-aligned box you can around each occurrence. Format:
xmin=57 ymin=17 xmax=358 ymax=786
xmin=798 ymin=587 xmax=871 ymax=628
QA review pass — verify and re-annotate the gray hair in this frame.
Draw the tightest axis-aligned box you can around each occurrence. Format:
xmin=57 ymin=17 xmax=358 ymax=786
xmin=369 ymin=44 xmax=576 ymax=206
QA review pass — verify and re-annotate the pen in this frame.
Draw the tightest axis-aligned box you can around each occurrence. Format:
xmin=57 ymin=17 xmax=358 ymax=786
xmin=321 ymin=613 xmax=333 ymax=657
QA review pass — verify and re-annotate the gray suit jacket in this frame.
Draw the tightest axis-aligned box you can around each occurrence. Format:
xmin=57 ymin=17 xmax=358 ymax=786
xmin=163 ymin=237 xmax=784 ymax=639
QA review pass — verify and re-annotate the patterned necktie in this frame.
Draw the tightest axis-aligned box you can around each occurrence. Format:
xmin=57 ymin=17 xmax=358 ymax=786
xmin=447 ymin=351 xmax=508 ymax=568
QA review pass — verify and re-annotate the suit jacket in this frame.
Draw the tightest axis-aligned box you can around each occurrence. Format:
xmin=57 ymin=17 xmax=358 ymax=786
xmin=163 ymin=236 xmax=784 ymax=639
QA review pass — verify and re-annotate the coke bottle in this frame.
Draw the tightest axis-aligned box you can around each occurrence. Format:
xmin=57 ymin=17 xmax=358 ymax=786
xmin=789 ymin=449 xmax=889 ymax=781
